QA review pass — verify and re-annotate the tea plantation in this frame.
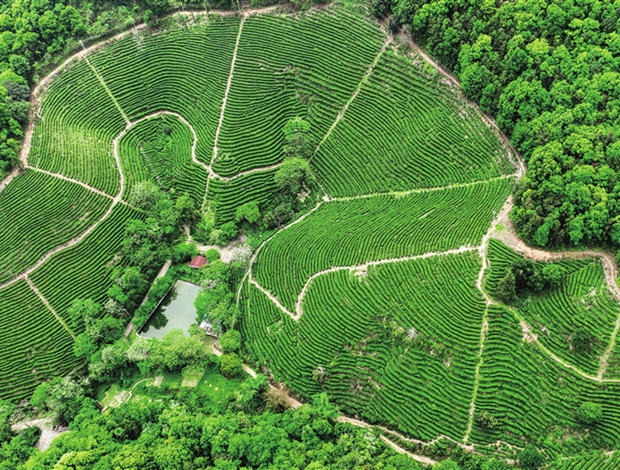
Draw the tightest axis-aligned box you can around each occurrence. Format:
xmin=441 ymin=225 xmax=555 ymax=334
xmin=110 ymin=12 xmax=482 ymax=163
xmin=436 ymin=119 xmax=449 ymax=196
xmin=1 ymin=1 xmax=619 ymax=466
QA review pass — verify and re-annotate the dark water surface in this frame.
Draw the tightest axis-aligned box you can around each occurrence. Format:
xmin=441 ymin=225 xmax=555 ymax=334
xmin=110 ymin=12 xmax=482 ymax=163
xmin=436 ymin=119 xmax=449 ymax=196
xmin=139 ymin=280 xmax=200 ymax=340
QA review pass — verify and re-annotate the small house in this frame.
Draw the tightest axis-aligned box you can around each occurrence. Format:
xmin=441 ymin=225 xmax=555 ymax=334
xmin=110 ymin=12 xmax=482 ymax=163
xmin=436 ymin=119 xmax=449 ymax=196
xmin=199 ymin=320 xmax=218 ymax=338
xmin=189 ymin=255 xmax=208 ymax=269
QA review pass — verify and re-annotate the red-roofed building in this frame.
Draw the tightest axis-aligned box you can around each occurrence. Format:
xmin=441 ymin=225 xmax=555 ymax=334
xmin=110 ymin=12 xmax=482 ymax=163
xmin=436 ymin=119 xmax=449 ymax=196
xmin=189 ymin=255 xmax=208 ymax=269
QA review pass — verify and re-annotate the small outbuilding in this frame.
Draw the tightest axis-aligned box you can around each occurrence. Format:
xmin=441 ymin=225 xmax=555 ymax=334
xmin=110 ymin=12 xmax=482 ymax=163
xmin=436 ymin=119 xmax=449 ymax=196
xmin=189 ymin=255 xmax=208 ymax=269
xmin=199 ymin=320 xmax=218 ymax=338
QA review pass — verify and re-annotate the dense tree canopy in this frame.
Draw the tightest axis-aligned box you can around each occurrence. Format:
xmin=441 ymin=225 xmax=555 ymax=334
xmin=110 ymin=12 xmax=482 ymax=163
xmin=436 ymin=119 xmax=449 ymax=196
xmin=18 ymin=393 xmax=424 ymax=470
xmin=383 ymin=0 xmax=620 ymax=249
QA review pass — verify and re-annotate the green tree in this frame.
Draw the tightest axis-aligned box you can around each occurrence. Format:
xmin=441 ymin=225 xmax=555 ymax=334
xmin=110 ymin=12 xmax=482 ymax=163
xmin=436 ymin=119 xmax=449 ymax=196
xmin=66 ymin=299 xmax=101 ymax=327
xmin=283 ymin=116 xmax=314 ymax=159
xmin=219 ymin=329 xmax=241 ymax=353
xmin=205 ymin=248 xmax=220 ymax=262
xmin=475 ymin=410 xmax=498 ymax=430
xmin=175 ymin=192 xmax=196 ymax=224
xmin=128 ymin=181 xmax=162 ymax=210
xmin=496 ymin=269 xmax=517 ymax=303
xmin=220 ymin=353 xmax=243 ymax=378
xmin=572 ymin=329 xmax=592 ymax=354
xmin=236 ymin=201 xmax=260 ymax=225
xmin=433 ymin=460 xmax=459 ymax=470
xmin=274 ymin=158 xmax=315 ymax=196
xmin=577 ymin=402 xmax=603 ymax=425
xmin=31 ymin=377 xmax=86 ymax=424
xmin=541 ymin=264 xmax=566 ymax=287
xmin=519 ymin=445 xmax=544 ymax=470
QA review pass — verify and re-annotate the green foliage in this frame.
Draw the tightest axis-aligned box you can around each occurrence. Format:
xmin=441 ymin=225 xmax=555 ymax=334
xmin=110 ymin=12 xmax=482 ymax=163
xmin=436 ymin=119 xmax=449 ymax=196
xmin=205 ymin=248 xmax=221 ymax=263
xmin=209 ymin=221 xmax=238 ymax=246
xmin=133 ymin=274 xmax=175 ymax=331
xmin=434 ymin=460 xmax=459 ymax=470
xmin=171 ymin=241 xmax=198 ymax=264
xmin=145 ymin=0 xmax=171 ymax=15
xmin=127 ymin=180 xmax=162 ymax=211
xmin=0 ymin=426 xmax=39 ymax=470
xmin=23 ymin=390 xmax=423 ymax=469
xmin=572 ymin=329 xmax=592 ymax=354
xmin=577 ymin=402 xmax=603 ymax=425
xmin=195 ymin=260 xmax=237 ymax=332
xmin=475 ymin=410 xmax=498 ymax=430
xmin=31 ymin=376 xmax=86 ymax=425
xmin=220 ymin=353 xmax=243 ymax=378
xmin=66 ymin=299 xmax=101 ymax=328
xmin=175 ymin=192 xmax=197 ymax=224
xmin=0 ymin=401 xmax=15 ymax=445
xmin=519 ymin=445 xmax=544 ymax=469
xmin=219 ymin=329 xmax=242 ymax=353
xmin=393 ymin=0 xmax=620 ymax=248
xmin=370 ymin=0 xmax=392 ymax=18
xmin=236 ymin=201 xmax=261 ymax=225
xmin=283 ymin=116 xmax=314 ymax=159
xmin=274 ymin=157 xmax=315 ymax=197
xmin=496 ymin=269 xmax=517 ymax=303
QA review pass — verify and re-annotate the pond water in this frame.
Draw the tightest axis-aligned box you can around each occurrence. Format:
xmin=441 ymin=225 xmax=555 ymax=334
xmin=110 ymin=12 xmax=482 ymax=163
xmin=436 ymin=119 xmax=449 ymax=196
xmin=138 ymin=280 xmax=200 ymax=340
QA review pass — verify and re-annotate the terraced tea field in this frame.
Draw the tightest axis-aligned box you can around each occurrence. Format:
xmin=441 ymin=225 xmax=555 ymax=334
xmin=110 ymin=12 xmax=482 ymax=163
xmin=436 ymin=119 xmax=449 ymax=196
xmin=1 ymin=1 xmax=619 ymax=461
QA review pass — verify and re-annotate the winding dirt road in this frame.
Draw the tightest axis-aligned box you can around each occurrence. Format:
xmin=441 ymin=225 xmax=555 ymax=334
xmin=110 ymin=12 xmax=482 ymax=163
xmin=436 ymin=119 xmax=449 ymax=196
xmin=491 ymin=196 xmax=620 ymax=381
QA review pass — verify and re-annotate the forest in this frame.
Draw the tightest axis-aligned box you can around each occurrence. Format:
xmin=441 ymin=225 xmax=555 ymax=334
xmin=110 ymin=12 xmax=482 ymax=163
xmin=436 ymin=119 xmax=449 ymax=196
xmin=377 ymin=0 xmax=620 ymax=249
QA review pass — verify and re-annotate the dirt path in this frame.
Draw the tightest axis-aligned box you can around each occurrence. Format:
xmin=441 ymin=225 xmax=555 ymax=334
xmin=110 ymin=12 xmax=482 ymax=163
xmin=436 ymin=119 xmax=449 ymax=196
xmin=491 ymin=197 xmax=620 ymax=380
xmin=218 ymin=162 xmax=284 ymax=182
xmin=211 ymin=15 xmax=245 ymax=170
xmin=25 ymin=276 xmax=75 ymax=340
xmin=313 ymin=37 xmax=392 ymax=157
xmin=292 ymin=245 xmax=478 ymax=320
xmin=81 ymin=44 xmax=130 ymax=124
xmin=0 ymin=197 xmax=120 ymax=291
xmin=396 ymin=31 xmax=524 ymax=178
xmin=463 ymin=200 xmax=512 ymax=444
xmin=328 ymin=174 xmax=516 ymax=203
xmin=210 ymin=343 xmax=436 ymax=463
xmin=30 ymin=167 xmax=116 ymax=199
xmin=11 ymin=418 xmax=66 ymax=451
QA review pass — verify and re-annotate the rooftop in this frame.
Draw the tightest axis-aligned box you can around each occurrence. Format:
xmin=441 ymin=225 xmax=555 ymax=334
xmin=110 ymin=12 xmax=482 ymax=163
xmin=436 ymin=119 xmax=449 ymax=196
xmin=189 ymin=255 xmax=208 ymax=269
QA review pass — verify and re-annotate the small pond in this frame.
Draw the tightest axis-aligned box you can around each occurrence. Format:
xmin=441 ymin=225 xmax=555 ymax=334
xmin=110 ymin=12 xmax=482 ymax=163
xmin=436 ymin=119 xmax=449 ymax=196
xmin=138 ymin=280 xmax=200 ymax=340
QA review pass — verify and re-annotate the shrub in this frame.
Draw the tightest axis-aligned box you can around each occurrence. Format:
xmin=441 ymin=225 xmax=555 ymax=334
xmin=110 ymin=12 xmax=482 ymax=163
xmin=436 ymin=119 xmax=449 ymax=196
xmin=475 ymin=410 xmax=498 ymax=429
xmin=433 ymin=460 xmax=459 ymax=470
xmin=265 ymin=387 xmax=290 ymax=412
xmin=236 ymin=201 xmax=261 ymax=225
xmin=577 ymin=402 xmax=603 ymax=425
xmin=211 ymin=222 xmax=239 ymax=246
xmin=541 ymin=264 xmax=566 ymax=287
xmin=572 ymin=329 xmax=592 ymax=354
xmin=205 ymin=248 xmax=220 ymax=263
xmin=370 ymin=0 xmax=392 ymax=18
xmin=274 ymin=158 xmax=315 ymax=196
xmin=127 ymin=181 xmax=161 ymax=210
xmin=220 ymin=353 xmax=243 ymax=378
xmin=519 ymin=445 xmax=544 ymax=470
xmin=219 ymin=330 xmax=242 ymax=353
xmin=282 ymin=117 xmax=314 ymax=159
xmin=496 ymin=269 xmax=517 ymax=303
xmin=172 ymin=242 xmax=198 ymax=263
